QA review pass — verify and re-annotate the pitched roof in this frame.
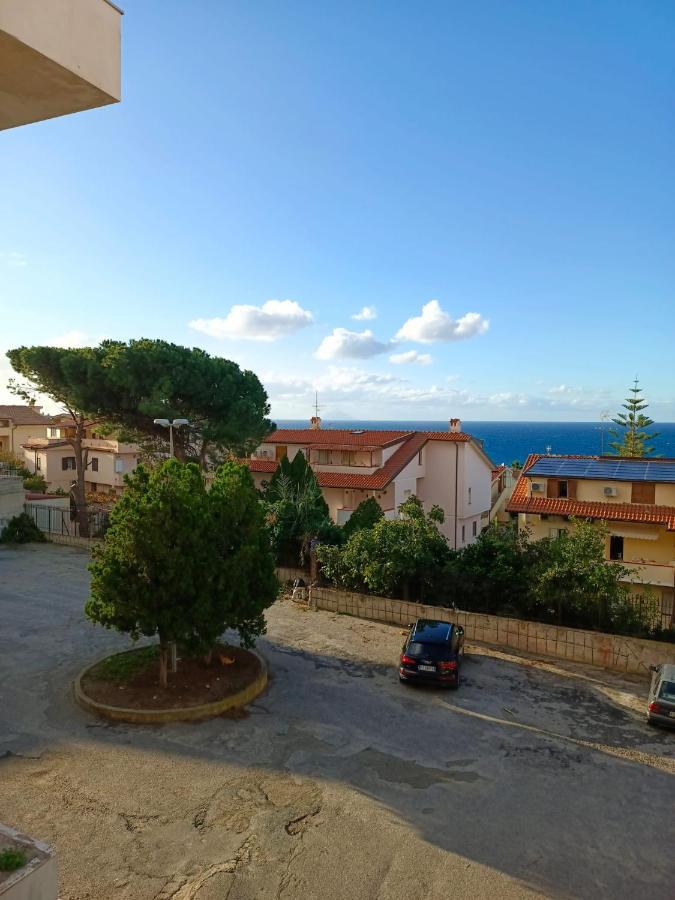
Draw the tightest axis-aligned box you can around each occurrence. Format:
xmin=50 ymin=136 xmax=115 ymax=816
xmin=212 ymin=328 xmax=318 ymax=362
xmin=247 ymin=429 xmax=483 ymax=490
xmin=0 ymin=404 xmax=51 ymax=425
xmin=507 ymin=455 xmax=675 ymax=531
xmin=262 ymin=429 xmax=413 ymax=448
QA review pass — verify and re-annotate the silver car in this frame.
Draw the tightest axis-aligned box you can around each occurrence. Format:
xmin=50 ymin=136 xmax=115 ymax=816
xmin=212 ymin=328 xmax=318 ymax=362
xmin=647 ymin=663 xmax=675 ymax=728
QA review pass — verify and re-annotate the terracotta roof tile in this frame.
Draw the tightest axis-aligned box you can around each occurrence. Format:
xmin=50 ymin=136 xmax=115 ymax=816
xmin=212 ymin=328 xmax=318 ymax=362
xmin=262 ymin=429 xmax=413 ymax=448
xmin=0 ymin=405 xmax=51 ymax=425
xmin=507 ymin=457 xmax=675 ymax=531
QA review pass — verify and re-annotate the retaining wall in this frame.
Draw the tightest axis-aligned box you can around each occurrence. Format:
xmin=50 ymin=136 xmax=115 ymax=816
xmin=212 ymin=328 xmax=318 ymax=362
xmin=309 ymin=586 xmax=675 ymax=677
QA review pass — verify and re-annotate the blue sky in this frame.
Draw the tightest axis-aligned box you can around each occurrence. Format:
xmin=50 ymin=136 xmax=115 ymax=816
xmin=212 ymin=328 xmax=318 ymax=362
xmin=1 ymin=1 xmax=673 ymax=421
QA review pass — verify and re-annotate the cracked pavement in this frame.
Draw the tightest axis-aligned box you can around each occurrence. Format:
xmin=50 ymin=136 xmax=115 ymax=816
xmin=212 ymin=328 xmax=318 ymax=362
xmin=1 ymin=544 xmax=674 ymax=899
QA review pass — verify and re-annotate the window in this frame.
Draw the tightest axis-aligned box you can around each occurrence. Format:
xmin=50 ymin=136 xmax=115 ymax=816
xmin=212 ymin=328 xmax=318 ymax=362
xmin=461 ymin=525 xmax=466 ymax=543
xmin=547 ymin=479 xmax=575 ymax=499
xmin=90 ymin=457 xmax=99 ymax=472
xmin=61 ymin=457 xmax=76 ymax=471
xmin=317 ymin=449 xmax=331 ymax=465
xmin=418 ymin=449 xmax=423 ymax=465
xmin=341 ymin=450 xmax=357 ymax=466
xmin=468 ymin=486 xmax=472 ymax=505
xmin=36 ymin=456 xmax=41 ymax=471
xmin=609 ymin=535 xmax=624 ymax=560
xmin=472 ymin=521 xmax=477 ymax=537
xmin=549 ymin=527 xmax=566 ymax=539
xmin=47 ymin=427 xmax=59 ymax=438
xmin=631 ymin=482 xmax=655 ymax=504
xmin=114 ymin=458 xmax=124 ymax=474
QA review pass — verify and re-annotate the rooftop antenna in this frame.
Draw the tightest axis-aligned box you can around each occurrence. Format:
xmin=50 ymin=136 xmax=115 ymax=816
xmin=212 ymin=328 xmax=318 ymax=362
xmin=545 ymin=444 xmax=552 ymax=456
xmin=313 ymin=391 xmax=322 ymax=419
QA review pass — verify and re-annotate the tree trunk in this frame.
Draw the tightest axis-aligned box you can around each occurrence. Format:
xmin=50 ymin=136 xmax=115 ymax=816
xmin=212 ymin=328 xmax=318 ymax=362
xmin=158 ymin=641 xmax=169 ymax=688
xmin=71 ymin=420 xmax=90 ymax=538
xmin=204 ymin=648 xmax=213 ymax=666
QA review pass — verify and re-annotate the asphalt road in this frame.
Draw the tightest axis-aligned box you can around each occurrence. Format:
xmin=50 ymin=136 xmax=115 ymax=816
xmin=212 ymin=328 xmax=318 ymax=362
xmin=1 ymin=543 xmax=674 ymax=900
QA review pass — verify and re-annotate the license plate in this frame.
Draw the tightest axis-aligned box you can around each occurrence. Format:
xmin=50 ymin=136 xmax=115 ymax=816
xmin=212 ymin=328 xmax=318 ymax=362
xmin=418 ymin=664 xmax=435 ymax=672
xmin=669 ymin=711 xmax=675 ymax=718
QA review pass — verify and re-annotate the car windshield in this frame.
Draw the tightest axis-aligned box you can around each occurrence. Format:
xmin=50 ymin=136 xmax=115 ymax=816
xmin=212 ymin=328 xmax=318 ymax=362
xmin=406 ymin=641 xmax=450 ymax=660
xmin=657 ymin=680 xmax=675 ymax=702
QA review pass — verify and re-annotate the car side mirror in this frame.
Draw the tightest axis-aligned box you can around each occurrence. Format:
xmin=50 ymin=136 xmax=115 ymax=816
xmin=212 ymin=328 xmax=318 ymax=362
xmin=456 ymin=626 xmax=464 ymax=635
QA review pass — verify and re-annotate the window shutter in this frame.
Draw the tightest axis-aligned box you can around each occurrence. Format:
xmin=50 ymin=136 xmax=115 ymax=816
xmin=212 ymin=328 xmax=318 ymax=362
xmin=631 ymin=483 xmax=655 ymax=504
xmin=62 ymin=457 xmax=67 ymax=471
xmin=546 ymin=480 xmax=557 ymax=498
xmin=567 ymin=480 xmax=577 ymax=499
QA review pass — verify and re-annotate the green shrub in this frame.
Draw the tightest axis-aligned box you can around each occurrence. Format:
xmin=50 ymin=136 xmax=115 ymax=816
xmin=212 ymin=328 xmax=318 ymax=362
xmin=0 ymin=513 xmax=47 ymax=545
xmin=0 ymin=847 xmax=27 ymax=871
xmin=23 ymin=473 xmax=48 ymax=493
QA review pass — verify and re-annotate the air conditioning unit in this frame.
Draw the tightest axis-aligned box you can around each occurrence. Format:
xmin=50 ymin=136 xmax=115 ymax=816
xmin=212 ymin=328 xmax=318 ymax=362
xmin=603 ymin=486 xmax=618 ymax=497
xmin=531 ymin=482 xmax=544 ymax=492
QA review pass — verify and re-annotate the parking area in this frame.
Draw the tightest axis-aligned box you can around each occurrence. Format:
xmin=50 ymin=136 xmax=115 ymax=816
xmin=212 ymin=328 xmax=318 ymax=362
xmin=1 ymin=543 xmax=674 ymax=899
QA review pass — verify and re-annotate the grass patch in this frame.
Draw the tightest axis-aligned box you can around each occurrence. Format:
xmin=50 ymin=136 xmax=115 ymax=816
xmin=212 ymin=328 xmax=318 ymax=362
xmin=88 ymin=645 xmax=160 ymax=683
xmin=0 ymin=847 xmax=26 ymax=871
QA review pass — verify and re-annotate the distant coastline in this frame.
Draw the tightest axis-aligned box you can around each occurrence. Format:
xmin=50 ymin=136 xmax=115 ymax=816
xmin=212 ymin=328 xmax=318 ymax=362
xmin=274 ymin=420 xmax=675 ymax=466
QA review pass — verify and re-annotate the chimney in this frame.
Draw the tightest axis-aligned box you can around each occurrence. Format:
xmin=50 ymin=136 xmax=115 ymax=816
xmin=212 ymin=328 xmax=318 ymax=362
xmin=449 ymin=418 xmax=461 ymax=433
xmin=310 ymin=416 xmax=322 ymax=430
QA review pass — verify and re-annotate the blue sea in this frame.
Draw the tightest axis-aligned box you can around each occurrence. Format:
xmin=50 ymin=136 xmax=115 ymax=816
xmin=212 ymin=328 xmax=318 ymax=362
xmin=275 ymin=420 xmax=675 ymax=467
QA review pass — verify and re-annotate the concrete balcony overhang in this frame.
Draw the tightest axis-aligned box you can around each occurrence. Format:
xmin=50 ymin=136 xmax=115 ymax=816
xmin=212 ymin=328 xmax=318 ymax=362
xmin=0 ymin=0 xmax=122 ymax=131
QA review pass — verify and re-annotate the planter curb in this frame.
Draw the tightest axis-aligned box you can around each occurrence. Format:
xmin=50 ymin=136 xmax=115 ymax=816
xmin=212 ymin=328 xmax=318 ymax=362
xmin=73 ymin=648 xmax=267 ymax=724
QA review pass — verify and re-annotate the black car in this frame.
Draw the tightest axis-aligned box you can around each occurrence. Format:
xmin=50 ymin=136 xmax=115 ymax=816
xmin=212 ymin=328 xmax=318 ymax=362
xmin=399 ymin=619 xmax=465 ymax=688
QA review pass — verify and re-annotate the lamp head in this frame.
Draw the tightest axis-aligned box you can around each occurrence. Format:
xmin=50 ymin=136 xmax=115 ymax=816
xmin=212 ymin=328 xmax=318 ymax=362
xmin=153 ymin=418 xmax=170 ymax=427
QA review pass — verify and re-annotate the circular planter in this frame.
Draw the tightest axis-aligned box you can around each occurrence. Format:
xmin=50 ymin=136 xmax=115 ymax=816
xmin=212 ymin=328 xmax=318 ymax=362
xmin=73 ymin=648 xmax=267 ymax=724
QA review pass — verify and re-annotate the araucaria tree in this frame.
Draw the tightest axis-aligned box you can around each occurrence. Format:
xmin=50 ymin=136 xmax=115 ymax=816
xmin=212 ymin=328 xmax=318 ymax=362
xmin=609 ymin=378 xmax=660 ymax=457
xmin=86 ymin=459 xmax=277 ymax=687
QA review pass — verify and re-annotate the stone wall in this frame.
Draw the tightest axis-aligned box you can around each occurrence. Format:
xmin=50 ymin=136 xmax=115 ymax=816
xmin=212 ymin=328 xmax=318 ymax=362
xmin=276 ymin=566 xmax=310 ymax=584
xmin=309 ymin=586 xmax=675 ymax=677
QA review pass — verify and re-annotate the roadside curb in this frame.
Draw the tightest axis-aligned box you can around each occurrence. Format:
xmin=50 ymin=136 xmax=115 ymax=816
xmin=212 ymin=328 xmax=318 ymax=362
xmin=73 ymin=649 xmax=268 ymax=724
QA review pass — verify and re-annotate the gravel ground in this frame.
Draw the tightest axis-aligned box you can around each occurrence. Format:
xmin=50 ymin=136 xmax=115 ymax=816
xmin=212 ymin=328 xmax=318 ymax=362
xmin=1 ymin=543 xmax=674 ymax=900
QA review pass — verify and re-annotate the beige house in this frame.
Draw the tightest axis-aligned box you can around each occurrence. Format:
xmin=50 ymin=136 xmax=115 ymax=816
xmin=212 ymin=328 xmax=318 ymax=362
xmin=248 ymin=418 xmax=496 ymax=549
xmin=0 ymin=0 xmax=122 ymax=131
xmin=23 ymin=419 xmax=139 ymax=495
xmin=507 ymin=454 xmax=675 ymax=628
xmin=0 ymin=405 xmax=52 ymax=460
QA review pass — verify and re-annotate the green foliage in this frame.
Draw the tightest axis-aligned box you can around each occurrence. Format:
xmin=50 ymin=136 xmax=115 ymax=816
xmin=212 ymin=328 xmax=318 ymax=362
xmin=23 ymin=473 xmax=47 ymax=493
xmin=86 ymin=459 xmax=277 ymax=685
xmin=342 ymin=496 xmax=383 ymax=539
xmin=436 ymin=521 xmax=535 ymax=612
xmin=264 ymin=452 xmax=337 ymax=564
xmin=609 ymin=378 xmax=660 ymax=457
xmin=0 ymin=848 xmax=27 ymax=872
xmin=317 ymin=495 xmax=449 ymax=600
xmin=91 ymin=339 xmax=272 ymax=461
xmin=0 ymin=513 xmax=46 ymax=545
xmin=88 ymin=646 xmax=160 ymax=682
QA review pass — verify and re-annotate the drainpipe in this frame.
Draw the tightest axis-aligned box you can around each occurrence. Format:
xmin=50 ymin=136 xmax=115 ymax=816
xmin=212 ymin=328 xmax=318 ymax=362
xmin=454 ymin=442 xmax=459 ymax=549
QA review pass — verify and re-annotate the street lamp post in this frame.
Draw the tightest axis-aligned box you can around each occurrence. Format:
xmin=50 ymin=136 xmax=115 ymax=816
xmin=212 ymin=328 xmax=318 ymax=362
xmin=153 ymin=418 xmax=190 ymax=458
xmin=152 ymin=418 xmax=190 ymax=674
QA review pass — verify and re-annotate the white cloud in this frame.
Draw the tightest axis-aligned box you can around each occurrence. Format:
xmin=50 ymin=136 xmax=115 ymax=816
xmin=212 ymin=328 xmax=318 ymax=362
xmin=395 ymin=301 xmax=489 ymax=344
xmin=189 ymin=299 xmax=313 ymax=342
xmin=389 ymin=350 xmax=432 ymax=366
xmin=1 ymin=251 xmax=27 ymax=268
xmin=50 ymin=330 xmax=105 ymax=349
xmin=351 ymin=305 xmax=377 ymax=321
xmin=315 ymin=328 xmax=390 ymax=360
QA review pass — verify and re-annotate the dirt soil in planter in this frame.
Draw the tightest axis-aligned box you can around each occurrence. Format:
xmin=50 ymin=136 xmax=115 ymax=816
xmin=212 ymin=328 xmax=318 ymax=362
xmin=81 ymin=644 xmax=261 ymax=710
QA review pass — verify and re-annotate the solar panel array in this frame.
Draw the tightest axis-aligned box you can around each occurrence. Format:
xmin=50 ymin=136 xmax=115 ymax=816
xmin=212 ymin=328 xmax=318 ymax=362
xmin=527 ymin=458 xmax=675 ymax=484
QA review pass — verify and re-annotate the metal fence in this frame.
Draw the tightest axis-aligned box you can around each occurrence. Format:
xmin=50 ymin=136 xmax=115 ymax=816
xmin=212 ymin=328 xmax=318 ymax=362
xmin=24 ymin=503 xmax=110 ymax=540
xmin=0 ymin=462 xmax=22 ymax=479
